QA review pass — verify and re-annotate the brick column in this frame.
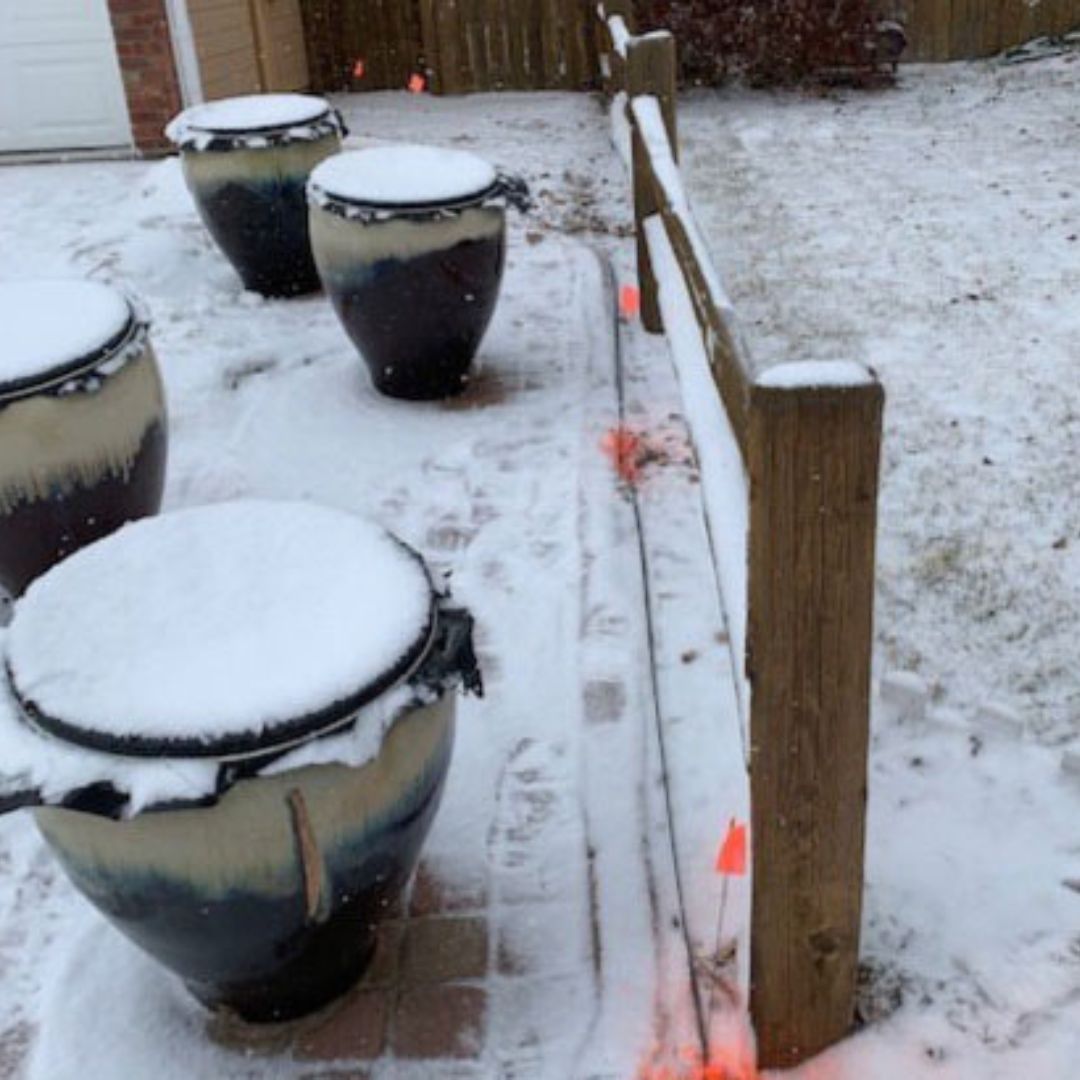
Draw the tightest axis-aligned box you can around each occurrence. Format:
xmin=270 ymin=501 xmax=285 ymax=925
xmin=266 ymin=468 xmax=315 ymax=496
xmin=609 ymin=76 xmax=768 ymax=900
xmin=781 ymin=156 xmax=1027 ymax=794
xmin=106 ymin=0 xmax=185 ymax=154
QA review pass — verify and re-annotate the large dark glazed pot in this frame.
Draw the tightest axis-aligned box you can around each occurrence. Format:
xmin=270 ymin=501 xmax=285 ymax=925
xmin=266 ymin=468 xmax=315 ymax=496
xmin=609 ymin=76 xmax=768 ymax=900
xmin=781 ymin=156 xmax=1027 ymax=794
xmin=166 ymin=95 xmax=346 ymax=298
xmin=0 ymin=500 xmax=481 ymax=1022
xmin=0 ymin=279 xmax=167 ymax=598
xmin=307 ymin=145 xmax=530 ymax=400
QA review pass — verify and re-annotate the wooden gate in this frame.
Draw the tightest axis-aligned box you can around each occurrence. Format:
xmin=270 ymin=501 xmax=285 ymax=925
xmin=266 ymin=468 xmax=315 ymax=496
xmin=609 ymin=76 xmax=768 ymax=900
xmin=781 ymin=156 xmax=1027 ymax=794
xmin=299 ymin=0 xmax=597 ymax=93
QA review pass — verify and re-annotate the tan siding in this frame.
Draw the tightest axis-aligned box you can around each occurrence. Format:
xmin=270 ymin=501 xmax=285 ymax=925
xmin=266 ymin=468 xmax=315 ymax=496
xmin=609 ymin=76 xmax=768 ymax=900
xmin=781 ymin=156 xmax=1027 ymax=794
xmin=188 ymin=0 xmax=260 ymax=98
xmin=252 ymin=0 xmax=310 ymax=90
xmin=189 ymin=0 xmax=310 ymax=100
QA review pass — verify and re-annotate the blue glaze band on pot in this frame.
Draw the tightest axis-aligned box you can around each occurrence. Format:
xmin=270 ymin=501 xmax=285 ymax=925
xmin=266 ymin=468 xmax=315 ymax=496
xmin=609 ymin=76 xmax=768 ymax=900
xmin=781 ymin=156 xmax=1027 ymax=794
xmin=34 ymin=694 xmax=454 ymax=1022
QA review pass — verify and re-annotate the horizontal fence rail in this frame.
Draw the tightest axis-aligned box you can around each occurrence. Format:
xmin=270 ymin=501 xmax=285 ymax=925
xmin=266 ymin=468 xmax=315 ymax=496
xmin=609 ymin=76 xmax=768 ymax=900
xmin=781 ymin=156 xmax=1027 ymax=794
xmin=597 ymin=4 xmax=884 ymax=1069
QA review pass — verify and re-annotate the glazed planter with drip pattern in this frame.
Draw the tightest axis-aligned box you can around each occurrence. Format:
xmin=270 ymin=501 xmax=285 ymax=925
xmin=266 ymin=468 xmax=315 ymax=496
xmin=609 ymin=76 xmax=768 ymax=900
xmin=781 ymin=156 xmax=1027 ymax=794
xmin=0 ymin=500 xmax=481 ymax=1022
xmin=0 ymin=279 xmax=167 ymax=598
xmin=307 ymin=145 xmax=530 ymax=400
xmin=166 ymin=95 xmax=346 ymax=298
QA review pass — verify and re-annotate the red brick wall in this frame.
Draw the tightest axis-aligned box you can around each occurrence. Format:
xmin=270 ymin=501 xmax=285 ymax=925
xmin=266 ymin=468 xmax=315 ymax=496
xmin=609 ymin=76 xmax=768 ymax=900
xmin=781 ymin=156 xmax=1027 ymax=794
xmin=106 ymin=0 xmax=184 ymax=153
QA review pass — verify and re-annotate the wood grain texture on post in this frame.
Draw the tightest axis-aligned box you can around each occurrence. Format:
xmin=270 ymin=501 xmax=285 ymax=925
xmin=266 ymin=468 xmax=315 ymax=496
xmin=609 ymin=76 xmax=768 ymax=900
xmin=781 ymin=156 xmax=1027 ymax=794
xmin=746 ymin=376 xmax=883 ymax=1068
xmin=627 ymin=31 xmax=677 ymax=334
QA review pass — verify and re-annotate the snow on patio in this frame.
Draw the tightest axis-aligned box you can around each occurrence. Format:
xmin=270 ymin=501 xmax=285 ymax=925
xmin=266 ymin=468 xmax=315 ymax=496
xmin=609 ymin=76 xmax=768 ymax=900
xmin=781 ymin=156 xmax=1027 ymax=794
xmin=0 ymin=92 xmax=737 ymax=1079
xmin=679 ymin=53 xmax=1080 ymax=1079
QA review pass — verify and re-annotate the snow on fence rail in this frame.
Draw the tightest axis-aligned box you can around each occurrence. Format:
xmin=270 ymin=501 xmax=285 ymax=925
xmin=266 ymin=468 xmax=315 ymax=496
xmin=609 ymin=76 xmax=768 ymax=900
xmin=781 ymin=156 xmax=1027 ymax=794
xmin=596 ymin=3 xmax=885 ymax=1070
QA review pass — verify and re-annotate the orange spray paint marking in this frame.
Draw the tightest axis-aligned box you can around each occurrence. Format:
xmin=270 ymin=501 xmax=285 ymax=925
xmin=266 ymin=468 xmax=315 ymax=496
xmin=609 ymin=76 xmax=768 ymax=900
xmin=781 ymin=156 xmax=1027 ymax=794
xmin=408 ymin=73 xmax=427 ymax=93
xmin=637 ymin=1045 xmax=760 ymax=1080
xmin=601 ymin=426 xmax=642 ymax=485
xmin=619 ymin=283 xmax=641 ymax=320
xmin=716 ymin=819 xmax=747 ymax=876
xmin=353 ymin=58 xmax=366 ymax=79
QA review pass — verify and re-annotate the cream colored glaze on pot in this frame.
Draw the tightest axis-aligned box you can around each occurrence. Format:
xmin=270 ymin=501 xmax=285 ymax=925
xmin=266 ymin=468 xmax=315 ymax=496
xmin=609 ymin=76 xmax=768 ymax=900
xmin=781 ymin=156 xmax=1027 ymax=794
xmin=182 ymin=136 xmax=340 ymax=194
xmin=0 ymin=344 xmax=166 ymax=516
xmin=34 ymin=695 xmax=453 ymax=903
xmin=309 ymin=204 xmax=504 ymax=272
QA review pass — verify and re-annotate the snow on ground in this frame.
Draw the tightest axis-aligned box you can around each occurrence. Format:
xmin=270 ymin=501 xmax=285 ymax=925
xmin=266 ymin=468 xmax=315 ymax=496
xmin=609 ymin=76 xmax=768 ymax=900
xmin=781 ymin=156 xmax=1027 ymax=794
xmin=0 ymin=56 xmax=1077 ymax=1080
xmin=0 ymin=92 xmax=712 ymax=1078
xmin=677 ymin=54 xmax=1080 ymax=1078
xmin=680 ymin=54 xmax=1080 ymax=748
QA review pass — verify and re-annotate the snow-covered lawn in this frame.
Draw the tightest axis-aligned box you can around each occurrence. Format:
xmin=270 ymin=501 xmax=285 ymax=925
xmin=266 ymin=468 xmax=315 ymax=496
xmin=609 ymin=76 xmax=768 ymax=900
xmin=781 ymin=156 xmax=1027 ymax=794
xmin=681 ymin=54 xmax=1080 ymax=746
xmin=679 ymin=53 xmax=1080 ymax=1079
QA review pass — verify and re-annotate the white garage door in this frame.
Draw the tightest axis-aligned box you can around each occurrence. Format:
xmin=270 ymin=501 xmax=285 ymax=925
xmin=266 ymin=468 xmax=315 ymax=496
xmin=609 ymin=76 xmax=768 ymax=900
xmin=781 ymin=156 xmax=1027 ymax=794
xmin=0 ymin=0 xmax=131 ymax=152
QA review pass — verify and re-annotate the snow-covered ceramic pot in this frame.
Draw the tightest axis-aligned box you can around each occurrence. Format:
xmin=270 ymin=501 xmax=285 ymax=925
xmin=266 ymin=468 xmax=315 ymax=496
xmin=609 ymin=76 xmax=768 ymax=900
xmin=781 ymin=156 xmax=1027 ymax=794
xmin=166 ymin=95 xmax=346 ymax=298
xmin=0 ymin=501 xmax=481 ymax=1022
xmin=307 ymin=145 xmax=530 ymax=399
xmin=0 ymin=280 xmax=167 ymax=598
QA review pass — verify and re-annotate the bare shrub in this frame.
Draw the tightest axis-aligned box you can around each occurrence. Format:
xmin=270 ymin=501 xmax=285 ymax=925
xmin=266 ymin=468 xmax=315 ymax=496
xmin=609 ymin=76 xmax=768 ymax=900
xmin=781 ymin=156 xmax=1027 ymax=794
xmin=639 ymin=0 xmax=889 ymax=87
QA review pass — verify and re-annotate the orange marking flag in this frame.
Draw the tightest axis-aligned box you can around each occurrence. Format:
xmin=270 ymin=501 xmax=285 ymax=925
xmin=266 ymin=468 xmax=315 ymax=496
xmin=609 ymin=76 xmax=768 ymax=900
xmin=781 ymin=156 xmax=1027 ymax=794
xmin=715 ymin=819 xmax=747 ymax=876
xmin=619 ymin=283 xmax=641 ymax=320
xmin=638 ymin=1046 xmax=759 ymax=1080
xmin=408 ymin=73 xmax=427 ymax=93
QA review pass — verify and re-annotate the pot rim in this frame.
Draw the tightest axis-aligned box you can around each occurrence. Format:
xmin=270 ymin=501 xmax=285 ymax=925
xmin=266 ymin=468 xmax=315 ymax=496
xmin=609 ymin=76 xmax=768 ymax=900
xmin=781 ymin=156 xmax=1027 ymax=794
xmin=12 ymin=538 xmax=442 ymax=762
xmin=311 ymin=178 xmax=505 ymax=217
xmin=166 ymin=96 xmax=347 ymax=153
xmin=0 ymin=293 xmax=148 ymax=404
xmin=0 ymin=604 xmax=481 ymax=820
xmin=309 ymin=173 xmax=532 ymax=224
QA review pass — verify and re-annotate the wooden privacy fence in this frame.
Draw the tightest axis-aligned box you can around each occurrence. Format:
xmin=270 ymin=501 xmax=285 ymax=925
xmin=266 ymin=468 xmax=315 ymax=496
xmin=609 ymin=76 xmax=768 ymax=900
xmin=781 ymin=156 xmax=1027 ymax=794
xmin=597 ymin=2 xmax=884 ymax=1070
xmin=903 ymin=0 xmax=1080 ymax=60
xmin=298 ymin=0 xmax=1080 ymax=94
xmin=299 ymin=0 xmax=597 ymax=93
xmin=187 ymin=0 xmax=309 ymax=101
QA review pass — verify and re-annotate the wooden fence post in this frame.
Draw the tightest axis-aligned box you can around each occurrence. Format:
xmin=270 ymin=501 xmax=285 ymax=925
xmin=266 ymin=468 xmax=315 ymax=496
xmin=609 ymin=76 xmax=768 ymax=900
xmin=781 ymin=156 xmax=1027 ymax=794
xmin=626 ymin=31 xmax=677 ymax=334
xmin=746 ymin=376 xmax=883 ymax=1068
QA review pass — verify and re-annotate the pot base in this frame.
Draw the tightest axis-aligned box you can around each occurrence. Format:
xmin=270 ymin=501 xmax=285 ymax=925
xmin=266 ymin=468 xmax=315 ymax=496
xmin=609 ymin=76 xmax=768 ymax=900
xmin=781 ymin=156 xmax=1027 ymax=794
xmin=371 ymin=360 xmax=474 ymax=402
xmin=190 ymin=921 xmax=378 ymax=1024
xmin=238 ymin=269 xmax=323 ymax=300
